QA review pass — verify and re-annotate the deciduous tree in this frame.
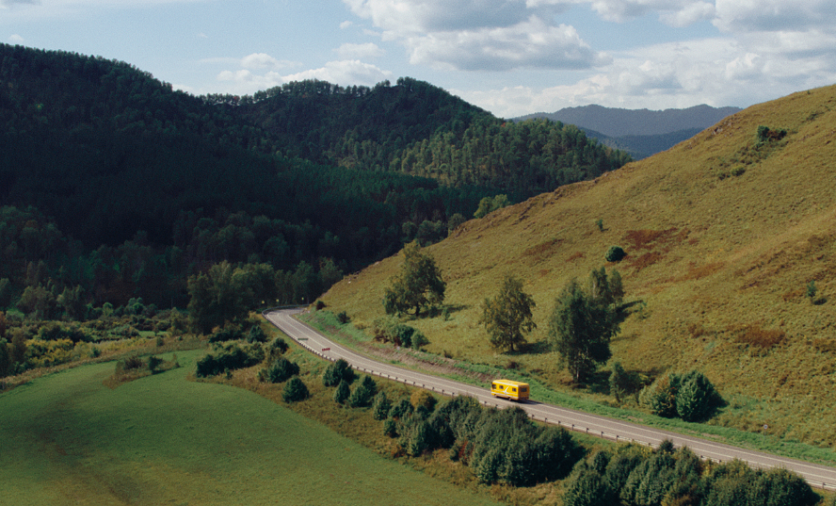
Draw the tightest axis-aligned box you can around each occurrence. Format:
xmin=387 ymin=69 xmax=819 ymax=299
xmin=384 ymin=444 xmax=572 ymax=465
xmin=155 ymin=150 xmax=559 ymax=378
xmin=187 ymin=261 xmax=249 ymax=334
xmin=548 ymin=278 xmax=620 ymax=383
xmin=480 ymin=275 xmax=536 ymax=352
xmin=383 ymin=241 xmax=445 ymax=316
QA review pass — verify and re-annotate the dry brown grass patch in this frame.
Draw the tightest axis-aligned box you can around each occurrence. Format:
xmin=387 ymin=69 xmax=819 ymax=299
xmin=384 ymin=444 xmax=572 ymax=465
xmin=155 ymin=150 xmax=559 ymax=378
xmin=523 ymin=238 xmax=563 ymax=262
xmin=624 ymin=228 xmax=678 ymax=250
xmin=687 ymin=323 xmax=710 ymax=339
xmin=681 ymin=262 xmax=725 ymax=281
xmin=734 ymin=325 xmax=786 ymax=349
xmin=781 ymin=288 xmax=805 ymax=302
xmin=629 ymin=252 xmax=663 ymax=272
xmin=565 ymin=252 xmax=584 ymax=262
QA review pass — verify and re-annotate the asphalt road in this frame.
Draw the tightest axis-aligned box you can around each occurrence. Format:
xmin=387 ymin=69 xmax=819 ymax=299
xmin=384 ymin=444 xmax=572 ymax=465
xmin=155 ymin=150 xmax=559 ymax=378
xmin=263 ymin=308 xmax=836 ymax=490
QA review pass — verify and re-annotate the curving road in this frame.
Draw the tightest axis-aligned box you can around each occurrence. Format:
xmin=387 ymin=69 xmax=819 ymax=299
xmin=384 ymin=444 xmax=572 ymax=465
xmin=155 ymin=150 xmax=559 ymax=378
xmin=263 ymin=308 xmax=836 ymax=490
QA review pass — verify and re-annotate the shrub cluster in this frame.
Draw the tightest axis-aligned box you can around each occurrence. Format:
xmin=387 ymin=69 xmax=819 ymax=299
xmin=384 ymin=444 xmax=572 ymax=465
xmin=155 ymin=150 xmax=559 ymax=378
xmin=605 ymin=246 xmax=626 ymax=262
xmin=563 ymin=443 xmax=818 ymax=506
xmin=639 ymin=371 xmax=722 ymax=422
xmin=756 ymin=125 xmax=787 ymax=147
xmin=207 ymin=323 xmax=245 ymax=343
xmin=262 ymin=357 xmax=299 ymax=383
xmin=331 ymin=374 xmax=378 ymax=408
xmin=195 ymin=342 xmax=264 ymax=377
xmin=371 ymin=317 xmax=428 ymax=349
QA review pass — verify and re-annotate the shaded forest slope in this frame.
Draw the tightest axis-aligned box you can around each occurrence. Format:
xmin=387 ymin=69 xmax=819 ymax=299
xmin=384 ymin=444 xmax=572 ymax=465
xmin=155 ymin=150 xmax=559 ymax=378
xmin=322 ymin=85 xmax=836 ymax=447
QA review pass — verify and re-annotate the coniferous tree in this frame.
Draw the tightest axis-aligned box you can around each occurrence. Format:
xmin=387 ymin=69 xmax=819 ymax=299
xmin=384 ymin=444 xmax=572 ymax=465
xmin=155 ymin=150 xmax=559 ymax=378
xmin=675 ymin=371 xmax=721 ymax=422
xmin=282 ymin=377 xmax=309 ymax=403
xmin=348 ymin=382 xmax=373 ymax=408
xmin=372 ymin=391 xmax=391 ymax=420
xmin=333 ymin=379 xmax=350 ymax=404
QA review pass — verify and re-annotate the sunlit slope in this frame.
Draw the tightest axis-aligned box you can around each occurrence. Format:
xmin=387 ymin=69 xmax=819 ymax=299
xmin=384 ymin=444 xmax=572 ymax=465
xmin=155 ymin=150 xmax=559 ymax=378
xmin=323 ymin=85 xmax=836 ymax=446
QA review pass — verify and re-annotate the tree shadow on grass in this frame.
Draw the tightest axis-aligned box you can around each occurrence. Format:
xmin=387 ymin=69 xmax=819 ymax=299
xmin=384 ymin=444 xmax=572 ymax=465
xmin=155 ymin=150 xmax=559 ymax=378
xmin=614 ymin=300 xmax=645 ymax=325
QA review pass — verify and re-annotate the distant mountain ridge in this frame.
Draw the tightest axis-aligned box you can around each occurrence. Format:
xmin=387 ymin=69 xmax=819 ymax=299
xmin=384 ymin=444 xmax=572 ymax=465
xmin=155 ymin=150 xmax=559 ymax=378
xmin=516 ymin=104 xmax=742 ymax=137
xmin=514 ymin=104 xmax=741 ymax=158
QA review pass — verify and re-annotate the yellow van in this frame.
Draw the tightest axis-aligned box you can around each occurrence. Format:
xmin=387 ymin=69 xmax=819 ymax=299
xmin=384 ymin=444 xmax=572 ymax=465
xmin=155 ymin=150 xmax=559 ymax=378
xmin=490 ymin=379 xmax=530 ymax=402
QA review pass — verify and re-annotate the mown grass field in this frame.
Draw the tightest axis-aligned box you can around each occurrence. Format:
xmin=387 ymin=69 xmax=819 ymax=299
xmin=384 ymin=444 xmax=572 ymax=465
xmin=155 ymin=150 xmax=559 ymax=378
xmin=0 ymin=349 xmax=505 ymax=506
xmin=320 ymin=85 xmax=836 ymax=450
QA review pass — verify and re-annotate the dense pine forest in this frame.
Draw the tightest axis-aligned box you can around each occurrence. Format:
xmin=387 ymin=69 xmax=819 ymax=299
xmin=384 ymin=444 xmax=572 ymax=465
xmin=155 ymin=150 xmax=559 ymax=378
xmin=0 ymin=43 xmax=630 ymax=316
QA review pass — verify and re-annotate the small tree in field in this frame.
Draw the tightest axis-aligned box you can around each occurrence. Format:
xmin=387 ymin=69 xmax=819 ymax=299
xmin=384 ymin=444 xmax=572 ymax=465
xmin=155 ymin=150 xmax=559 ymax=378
xmin=383 ymin=241 xmax=445 ymax=317
xmin=481 ymin=275 xmax=536 ymax=352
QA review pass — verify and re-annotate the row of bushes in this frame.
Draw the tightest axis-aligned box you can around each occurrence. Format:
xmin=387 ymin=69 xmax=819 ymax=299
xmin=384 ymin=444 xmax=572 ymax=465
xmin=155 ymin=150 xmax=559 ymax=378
xmin=374 ymin=392 xmax=582 ymax=487
xmin=319 ymin=358 xmax=589 ymax=488
xmin=563 ymin=441 xmax=818 ymax=506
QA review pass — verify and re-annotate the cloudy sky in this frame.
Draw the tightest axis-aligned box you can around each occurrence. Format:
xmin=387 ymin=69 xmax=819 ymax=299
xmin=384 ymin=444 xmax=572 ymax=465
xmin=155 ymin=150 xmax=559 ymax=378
xmin=2 ymin=0 xmax=835 ymax=117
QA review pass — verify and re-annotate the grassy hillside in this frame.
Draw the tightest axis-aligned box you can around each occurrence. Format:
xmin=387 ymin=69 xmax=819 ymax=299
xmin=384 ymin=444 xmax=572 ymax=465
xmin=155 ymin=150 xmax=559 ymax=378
xmin=320 ymin=85 xmax=836 ymax=449
xmin=0 ymin=349 xmax=504 ymax=506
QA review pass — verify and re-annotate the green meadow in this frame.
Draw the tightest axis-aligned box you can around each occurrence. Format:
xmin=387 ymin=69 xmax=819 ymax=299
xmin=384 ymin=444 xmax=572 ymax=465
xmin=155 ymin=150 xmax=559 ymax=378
xmin=0 ymin=350 xmax=504 ymax=506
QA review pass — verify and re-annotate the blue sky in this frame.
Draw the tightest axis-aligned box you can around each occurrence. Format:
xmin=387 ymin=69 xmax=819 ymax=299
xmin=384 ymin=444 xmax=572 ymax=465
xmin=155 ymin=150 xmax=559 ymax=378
xmin=3 ymin=0 xmax=836 ymax=118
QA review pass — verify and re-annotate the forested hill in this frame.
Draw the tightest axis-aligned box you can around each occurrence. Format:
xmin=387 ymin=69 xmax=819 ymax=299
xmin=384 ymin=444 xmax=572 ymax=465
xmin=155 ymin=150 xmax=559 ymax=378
xmin=227 ymin=78 xmax=632 ymax=194
xmin=0 ymin=43 xmax=629 ymax=312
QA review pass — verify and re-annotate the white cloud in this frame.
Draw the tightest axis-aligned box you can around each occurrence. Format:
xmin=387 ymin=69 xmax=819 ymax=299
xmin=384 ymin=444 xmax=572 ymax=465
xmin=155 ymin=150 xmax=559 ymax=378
xmin=1 ymin=0 xmax=38 ymax=6
xmin=340 ymin=20 xmax=353 ymax=29
xmin=9 ymin=33 xmax=24 ymax=42
xmin=336 ymin=42 xmax=385 ymax=59
xmin=659 ymin=2 xmax=715 ymax=27
xmin=241 ymin=53 xmax=283 ymax=70
xmin=587 ymin=0 xmax=715 ymax=25
xmin=343 ymin=1 xmax=607 ymax=71
xmin=216 ymin=69 xmax=284 ymax=90
xmin=724 ymin=52 xmax=762 ymax=80
xmin=406 ymin=16 xmax=607 ymax=70
xmin=344 ymin=0 xmax=533 ymax=33
xmin=283 ymin=60 xmax=392 ymax=86
xmin=212 ymin=57 xmax=393 ymax=96
xmin=714 ymin=0 xmax=836 ymax=32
